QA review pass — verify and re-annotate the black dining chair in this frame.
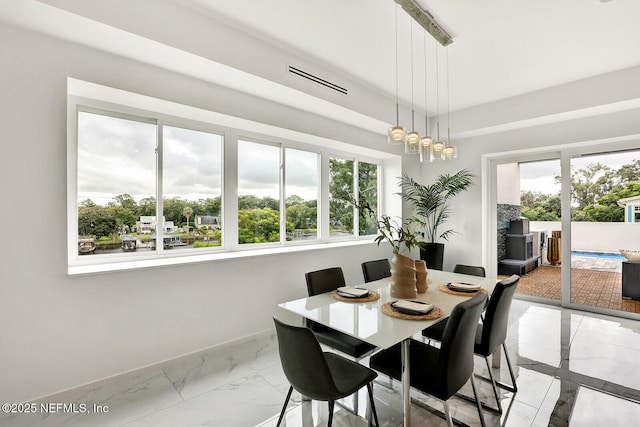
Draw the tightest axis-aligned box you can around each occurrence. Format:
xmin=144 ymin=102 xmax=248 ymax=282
xmin=422 ymin=274 xmax=520 ymax=414
xmin=453 ymin=264 xmax=486 ymax=277
xmin=273 ymin=317 xmax=380 ymax=427
xmin=369 ymin=292 xmax=488 ymax=427
xmin=305 ymin=267 xmax=378 ymax=414
xmin=304 ymin=267 xmax=377 ymax=359
xmin=361 ymin=259 xmax=391 ymax=283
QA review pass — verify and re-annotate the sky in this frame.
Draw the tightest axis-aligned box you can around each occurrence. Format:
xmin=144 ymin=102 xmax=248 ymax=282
xmin=77 ymin=111 xmax=319 ymax=206
xmin=519 ymin=150 xmax=639 ymax=194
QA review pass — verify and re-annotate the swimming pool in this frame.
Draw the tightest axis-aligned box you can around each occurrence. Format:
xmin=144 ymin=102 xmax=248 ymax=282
xmin=571 ymin=250 xmax=624 ymax=260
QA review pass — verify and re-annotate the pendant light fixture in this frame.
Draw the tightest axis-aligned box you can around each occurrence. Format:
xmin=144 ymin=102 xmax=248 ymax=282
xmin=420 ymin=32 xmax=432 ymax=163
xmin=388 ymin=5 xmax=406 ymax=145
xmin=405 ymin=20 xmax=420 ymax=155
xmin=431 ymin=44 xmax=445 ymax=161
xmin=443 ymin=47 xmax=457 ymax=160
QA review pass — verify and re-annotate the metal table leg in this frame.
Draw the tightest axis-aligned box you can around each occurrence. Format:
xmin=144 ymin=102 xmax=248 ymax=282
xmin=401 ymin=338 xmax=411 ymax=426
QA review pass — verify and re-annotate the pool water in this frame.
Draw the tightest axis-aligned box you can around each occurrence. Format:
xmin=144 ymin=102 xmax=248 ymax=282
xmin=571 ymin=250 xmax=624 ymax=260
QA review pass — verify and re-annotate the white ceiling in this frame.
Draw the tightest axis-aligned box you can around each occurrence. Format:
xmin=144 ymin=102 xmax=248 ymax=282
xmin=2 ymin=0 xmax=639 ymax=129
xmin=187 ymin=0 xmax=640 ymax=112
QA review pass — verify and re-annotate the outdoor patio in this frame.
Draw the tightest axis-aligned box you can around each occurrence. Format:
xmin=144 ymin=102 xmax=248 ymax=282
xmin=501 ymin=256 xmax=640 ymax=314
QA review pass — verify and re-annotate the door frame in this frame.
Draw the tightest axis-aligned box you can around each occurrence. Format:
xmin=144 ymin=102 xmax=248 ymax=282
xmin=482 ymin=136 xmax=640 ymax=320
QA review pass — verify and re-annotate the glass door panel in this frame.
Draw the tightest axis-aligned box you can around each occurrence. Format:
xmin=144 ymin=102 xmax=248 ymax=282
xmin=569 ymin=151 xmax=640 ymax=314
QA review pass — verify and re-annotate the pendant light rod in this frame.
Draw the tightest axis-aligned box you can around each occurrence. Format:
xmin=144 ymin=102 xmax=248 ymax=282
xmin=410 ymin=22 xmax=415 ymax=130
xmin=423 ymin=33 xmax=428 ymax=135
xmin=435 ymin=44 xmax=439 ymax=140
xmin=446 ymin=47 xmax=450 ymax=143
xmin=395 ymin=4 xmax=400 ymax=124
xmin=394 ymin=0 xmax=453 ymax=47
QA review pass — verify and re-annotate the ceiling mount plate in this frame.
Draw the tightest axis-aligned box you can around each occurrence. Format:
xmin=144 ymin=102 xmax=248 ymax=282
xmin=394 ymin=0 xmax=453 ymax=46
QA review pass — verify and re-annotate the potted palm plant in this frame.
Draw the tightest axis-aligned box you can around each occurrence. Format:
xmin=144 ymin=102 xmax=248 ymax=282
xmin=399 ymin=169 xmax=474 ymax=270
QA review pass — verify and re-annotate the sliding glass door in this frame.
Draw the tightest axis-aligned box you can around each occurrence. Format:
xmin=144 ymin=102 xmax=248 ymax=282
xmin=569 ymin=151 xmax=640 ymax=315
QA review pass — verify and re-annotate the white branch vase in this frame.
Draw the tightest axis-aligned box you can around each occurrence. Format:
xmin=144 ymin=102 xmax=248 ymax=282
xmin=390 ymin=253 xmax=417 ymax=299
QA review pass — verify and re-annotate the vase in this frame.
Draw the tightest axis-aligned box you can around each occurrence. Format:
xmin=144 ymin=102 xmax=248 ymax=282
xmin=419 ymin=242 xmax=445 ymax=271
xmin=415 ymin=260 xmax=428 ymax=293
xmin=548 ymin=231 xmax=561 ymax=266
xmin=390 ymin=253 xmax=417 ymax=299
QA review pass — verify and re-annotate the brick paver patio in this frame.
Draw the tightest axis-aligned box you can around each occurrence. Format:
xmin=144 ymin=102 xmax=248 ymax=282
xmin=501 ymin=264 xmax=640 ymax=314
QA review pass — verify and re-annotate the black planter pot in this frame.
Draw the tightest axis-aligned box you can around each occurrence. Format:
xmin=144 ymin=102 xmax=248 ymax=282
xmin=420 ymin=242 xmax=445 ymax=271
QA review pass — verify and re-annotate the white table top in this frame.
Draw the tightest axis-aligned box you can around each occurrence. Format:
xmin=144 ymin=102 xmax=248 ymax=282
xmin=278 ymin=269 xmax=496 ymax=349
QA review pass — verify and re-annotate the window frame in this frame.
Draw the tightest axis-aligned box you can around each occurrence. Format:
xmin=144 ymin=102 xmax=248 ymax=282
xmin=67 ymin=80 xmax=394 ymax=275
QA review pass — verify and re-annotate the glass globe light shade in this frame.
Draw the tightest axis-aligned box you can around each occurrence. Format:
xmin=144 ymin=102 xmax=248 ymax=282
xmin=388 ymin=125 xmax=406 ymax=145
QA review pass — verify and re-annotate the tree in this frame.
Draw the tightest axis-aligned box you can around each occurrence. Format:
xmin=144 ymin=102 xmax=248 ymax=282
xmin=182 ymin=206 xmax=193 ymax=234
xmin=138 ymin=197 xmax=156 ymax=217
xmin=238 ymin=208 xmax=280 ymax=243
xmin=329 ymin=158 xmax=354 ymax=233
xmin=564 ymin=162 xmax=613 ymax=210
xmin=617 ymin=159 xmax=640 ymax=184
xmin=113 ymin=194 xmax=137 ymax=211
xmin=523 ymin=159 xmax=640 ymax=222
xmin=358 ymin=162 xmax=378 ymax=235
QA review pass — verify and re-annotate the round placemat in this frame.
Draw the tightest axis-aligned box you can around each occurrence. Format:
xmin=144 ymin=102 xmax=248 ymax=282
xmin=438 ymin=283 xmax=487 ymax=297
xmin=330 ymin=290 xmax=380 ymax=303
xmin=381 ymin=302 xmax=442 ymax=320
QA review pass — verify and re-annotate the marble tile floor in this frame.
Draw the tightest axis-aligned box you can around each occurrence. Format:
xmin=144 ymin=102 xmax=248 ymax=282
xmin=4 ymin=300 xmax=640 ymax=427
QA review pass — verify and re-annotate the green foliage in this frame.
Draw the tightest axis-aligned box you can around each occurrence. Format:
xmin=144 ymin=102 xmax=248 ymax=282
xmin=78 ymin=195 xmax=222 ymax=237
xmin=193 ymin=240 xmax=221 ymax=248
xmin=373 ymin=215 xmax=420 ymax=255
xmin=238 ymin=208 xmax=280 ymax=243
xmin=399 ymin=169 xmax=474 ymax=243
xmin=358 ymin=162 xmax=379 ymax=235
xmin=520 ymin=192 xmax=561 ymax=221
xmin=329 ymin=158 xmax=354 ymax=233
xmin=353 ymin=200 xmax=419 ymax=255
xmin=522 ymin=159 xmax=640 ymax=222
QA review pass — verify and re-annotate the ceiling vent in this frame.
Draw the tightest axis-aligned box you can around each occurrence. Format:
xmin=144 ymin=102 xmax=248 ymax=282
xmin=287 ymin=65 xmax=348 ymax=95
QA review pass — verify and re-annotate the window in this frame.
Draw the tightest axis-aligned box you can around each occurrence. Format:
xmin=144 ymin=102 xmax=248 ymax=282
xmin=68 ymin=79 xmax=394 ymax=273
xmin=77 ymin=110 xmax=157 ymax=255
xmin=329 ymin=157 xmax=354 ymax=238
xmin=162 ymin=126 xmax=223 ymax=250
xmin=285 ymin=148 xmax=319 ymax=241
xmin=329 ymin=157 xmax=379 ymax=239
xmin=358 ymin=161 xmax=379 ymax=236
xmin=237 ymin=141 xmax=320 ymax=245
xmin=237 ymin=140 xmax=281 ymax=244
xmin=76 ymin=110 xmax=223 ymax=258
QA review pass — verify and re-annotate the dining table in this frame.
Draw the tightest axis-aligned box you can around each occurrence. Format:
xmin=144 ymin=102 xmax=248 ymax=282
xmin=277 ymin=268 xmax=497 ymax=427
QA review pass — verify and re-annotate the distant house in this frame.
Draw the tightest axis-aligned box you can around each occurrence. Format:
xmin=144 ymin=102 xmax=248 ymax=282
xmin=135 ymin=216 xmax=177 ymax=234
xmin=195 ymin=215 xmax=221 ymax=230
xmin=617 ymin=195 xmax=640 ymax=223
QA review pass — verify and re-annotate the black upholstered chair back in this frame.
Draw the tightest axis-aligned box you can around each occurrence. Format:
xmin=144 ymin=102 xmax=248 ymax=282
xmin=361 ymin=259 xmax=391 ymax=283
xmin=453 ymin=264 xmax=486 ymax=277
xmin=305 ymin=267 xmax=345 ymax=296
xmin=477 ymin=274 xmax=519 ymax=357
xmin=274 ymin=317 xmax=340 ymax=401
xmin=436 ymin=292 xmax=488 ymax=399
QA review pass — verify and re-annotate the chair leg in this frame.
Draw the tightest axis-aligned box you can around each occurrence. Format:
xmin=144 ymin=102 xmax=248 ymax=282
xmin=353 ymin=387 xmax=359 ymax=415
xmin=503 ymin=343 xmax=518 ymax=392
xmin=474 ymin=344 xmax=518 ymax=394
xmin=366 ymin=382 xmax=380 ymax=427
xmin=470 ymin=375 xmax=487 ymax=427
xmin=443 ymin=401 xmax=454 ymax=427
xmin=276 ymin=386 xmax=293 ymax=427
xmin=328 ymin=400 xmax=335 ymax=427
xmin=484 ymin=356 xmax=503 ymax=414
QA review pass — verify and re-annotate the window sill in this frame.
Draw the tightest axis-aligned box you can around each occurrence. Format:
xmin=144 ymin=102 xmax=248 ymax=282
xmin=67 ymin=239 xmax=379 ymax=276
